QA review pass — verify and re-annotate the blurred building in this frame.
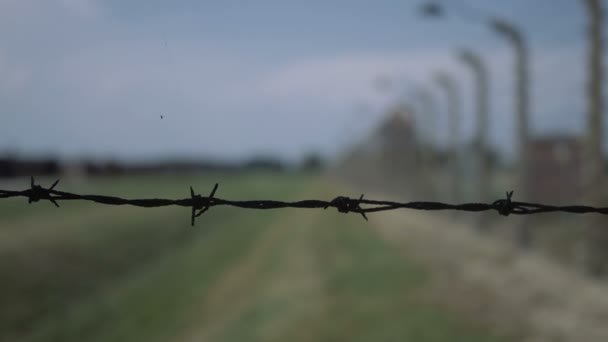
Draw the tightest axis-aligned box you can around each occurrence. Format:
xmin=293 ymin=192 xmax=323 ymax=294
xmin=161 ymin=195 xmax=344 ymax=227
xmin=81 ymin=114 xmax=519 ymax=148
xmin=337 ymin=105 xmax=421 ymax=195
xmin=527 ymin=135 xmax=582 ymax=204
xmin=372 ymin=105 xmax=420 ymax=179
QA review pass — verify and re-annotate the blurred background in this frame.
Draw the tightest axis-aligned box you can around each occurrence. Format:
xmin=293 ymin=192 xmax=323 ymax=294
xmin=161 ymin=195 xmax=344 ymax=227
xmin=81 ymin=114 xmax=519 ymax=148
xmin=2 ymin=0 xmax=608 ymax=341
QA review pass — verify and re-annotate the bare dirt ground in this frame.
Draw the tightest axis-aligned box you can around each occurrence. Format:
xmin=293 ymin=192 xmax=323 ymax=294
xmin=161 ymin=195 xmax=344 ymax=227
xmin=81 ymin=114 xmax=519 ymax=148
xmin=373 ymin=206 xmax=608 ymax=342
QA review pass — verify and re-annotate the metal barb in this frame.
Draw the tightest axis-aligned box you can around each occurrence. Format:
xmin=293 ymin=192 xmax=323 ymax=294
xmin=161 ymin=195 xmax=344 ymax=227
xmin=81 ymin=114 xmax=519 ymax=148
xmin=195 ymin=183 xmax=219 ymax=218
xmin=493 ymin=190 xmax=514 ymax=216
xmin=28 ymin=177 xmax=60 ymax=207
xmin=190 ymin=183 xmax=220 ymax=226
xmin=325 ymin=194 xmax=367 ymax=221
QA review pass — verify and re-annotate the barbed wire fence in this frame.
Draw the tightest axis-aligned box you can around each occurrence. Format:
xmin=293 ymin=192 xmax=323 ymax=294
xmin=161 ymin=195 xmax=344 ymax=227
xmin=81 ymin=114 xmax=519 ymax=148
xmin=1 ymin=177 xmax=608 ymax=226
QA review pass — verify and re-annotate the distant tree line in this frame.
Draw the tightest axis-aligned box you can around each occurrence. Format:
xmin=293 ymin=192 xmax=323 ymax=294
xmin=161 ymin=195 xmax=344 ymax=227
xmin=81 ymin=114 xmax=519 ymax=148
xmin=0 ymin=153 xmax=325 ymax=179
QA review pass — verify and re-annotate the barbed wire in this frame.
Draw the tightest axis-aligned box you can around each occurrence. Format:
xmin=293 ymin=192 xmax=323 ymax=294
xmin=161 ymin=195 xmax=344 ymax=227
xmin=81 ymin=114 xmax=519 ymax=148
xmin=1 ymin=177 xmax=607 ymax=226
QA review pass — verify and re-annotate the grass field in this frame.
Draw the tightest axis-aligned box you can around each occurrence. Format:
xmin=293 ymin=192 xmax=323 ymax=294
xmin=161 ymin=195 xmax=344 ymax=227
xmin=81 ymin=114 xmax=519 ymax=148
xmin=0 ymin=172 xmax=506 ymax=341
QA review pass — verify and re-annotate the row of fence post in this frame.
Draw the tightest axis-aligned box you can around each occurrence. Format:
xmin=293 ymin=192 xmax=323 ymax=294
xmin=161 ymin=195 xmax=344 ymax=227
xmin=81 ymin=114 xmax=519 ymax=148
xmin=407 ymin=0 xmax=606 ymax=277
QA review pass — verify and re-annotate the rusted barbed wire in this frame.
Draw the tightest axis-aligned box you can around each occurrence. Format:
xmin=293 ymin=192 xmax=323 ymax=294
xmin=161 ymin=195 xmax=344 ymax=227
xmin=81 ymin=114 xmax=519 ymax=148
xmin=1 ymin=177 xmax=608 ymax=226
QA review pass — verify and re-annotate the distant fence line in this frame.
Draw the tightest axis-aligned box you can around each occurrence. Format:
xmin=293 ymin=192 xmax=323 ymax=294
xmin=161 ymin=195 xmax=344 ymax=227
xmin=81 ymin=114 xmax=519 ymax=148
xmin=1 ymin=177 xmax=608 ymax=226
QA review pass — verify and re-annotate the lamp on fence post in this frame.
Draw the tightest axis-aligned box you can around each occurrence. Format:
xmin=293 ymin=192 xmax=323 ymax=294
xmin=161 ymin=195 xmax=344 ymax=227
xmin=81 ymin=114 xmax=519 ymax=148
xmin=457 ymin=49 xmax=490 ymax=230
xmin=582 ymin=0 xmax=606 ymax=277
xmin=433 ymin=71 xmax=462 ymax=204
xmin=419 ymin=1 xmax=532 ymax=245
xmin=489 ymin=18 xmax=532 ymax=247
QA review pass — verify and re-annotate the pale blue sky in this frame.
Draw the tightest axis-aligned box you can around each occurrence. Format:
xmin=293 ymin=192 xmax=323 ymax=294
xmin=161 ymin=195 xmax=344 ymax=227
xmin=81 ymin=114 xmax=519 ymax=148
xmin=0 ymin=0 xmax=596 ymax=162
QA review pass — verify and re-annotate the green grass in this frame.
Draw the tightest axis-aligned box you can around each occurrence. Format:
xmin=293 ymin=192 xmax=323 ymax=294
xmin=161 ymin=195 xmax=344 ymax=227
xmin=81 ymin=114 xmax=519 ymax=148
xmin=25 ymin=206 xmax=273 ymax=342
xmin=0 ymin=172 xmax=508 ymax=341
xmin=0 ymin=172 xmax=312 ymax=342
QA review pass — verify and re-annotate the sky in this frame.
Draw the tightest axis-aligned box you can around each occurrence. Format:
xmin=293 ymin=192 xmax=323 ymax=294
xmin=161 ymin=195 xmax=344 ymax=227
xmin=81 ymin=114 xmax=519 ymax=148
xmin=0 ymin=0 xmax=596 ymax=163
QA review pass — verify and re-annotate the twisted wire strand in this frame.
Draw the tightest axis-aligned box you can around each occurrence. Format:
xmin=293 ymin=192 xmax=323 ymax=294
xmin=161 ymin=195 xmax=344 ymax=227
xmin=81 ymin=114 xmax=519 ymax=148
xmin=1 ymin=177 xmax=607 ymax=226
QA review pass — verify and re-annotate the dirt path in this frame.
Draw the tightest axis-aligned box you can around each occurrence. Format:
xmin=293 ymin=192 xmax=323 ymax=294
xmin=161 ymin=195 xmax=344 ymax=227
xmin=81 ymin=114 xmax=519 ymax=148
xmin=178 ymin=204 xmax=327 ymax=342
xmin=175 ymin=183 xmax=506 ymax=342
